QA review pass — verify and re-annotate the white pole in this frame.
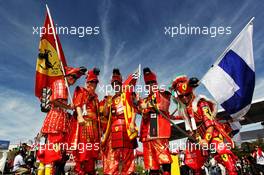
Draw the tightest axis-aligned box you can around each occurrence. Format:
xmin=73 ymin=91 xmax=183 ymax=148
xmin=200 ymin=17 xmax=255 ymax=82
xmin=45 ymin=4 xmax=73 ymax=104
xmin=138 ymin=64 xmax=141 ymax=79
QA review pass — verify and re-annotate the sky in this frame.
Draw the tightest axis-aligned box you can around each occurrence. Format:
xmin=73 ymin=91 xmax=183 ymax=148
xmin=0 ymin=0 xmax=264 ymax=144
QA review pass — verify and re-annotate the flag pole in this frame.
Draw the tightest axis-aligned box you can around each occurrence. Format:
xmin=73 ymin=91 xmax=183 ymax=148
xmin=45 ymin=4 xmax=73 ymax=104
xmin=200 ymin=17 xmax=255 ymax=82
xmin=138 ymin=64 xmax=141 ymax=80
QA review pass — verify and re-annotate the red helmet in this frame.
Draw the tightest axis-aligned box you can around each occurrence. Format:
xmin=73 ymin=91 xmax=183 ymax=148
xmin=171 ymin=75 xmax=194 ymax=96
xmin=143 ymin=67 xmax=157 ymax=84
xmin=65 ymin=66 xmax=87 ymax=79
xmin=111 ymin=68 xmax=122 ymax=84
xmin=86 ymin=67 xmax=100 ymax=83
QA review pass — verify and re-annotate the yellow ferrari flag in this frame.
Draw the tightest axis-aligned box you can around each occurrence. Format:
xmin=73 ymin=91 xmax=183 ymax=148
xmin=35 ymin=12 xmax=67 ymax=98
xmin=122 ymin=65 xmax=140 ymax=140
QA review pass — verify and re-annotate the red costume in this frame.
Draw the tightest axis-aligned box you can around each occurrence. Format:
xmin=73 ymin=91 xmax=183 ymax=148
xmin=102 ymin=69 xmax=137 ymax=175
xmin=139 ymin=67 xmax=172 ymax=175
xmin=38 ymin=66 xmax=85 ymax=175
xmin=41 ymin=78 xmax=68 ymax=137
xmin=171 ymin=75 xmax=237 ymax=175
xmin=252 ymin=146 xmax=264 ymax=165
xmin=73 ymin=68 xmax=101 ymax=175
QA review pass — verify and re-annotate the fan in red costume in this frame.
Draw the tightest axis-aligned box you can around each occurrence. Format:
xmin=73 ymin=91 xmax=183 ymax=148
xmin=72 ymin=68 xmax=101 ymax=175
xmin=37 ymin=66 xmax=86 ymax=175
xmin=138 ymin=67 xmax=172 ymax=175
xmin=101 ymin=68 xmax=137 ymax=175
xmin=170 ymin=75 xmax=238 ymax=175
xmin=251 ymin=145 xmax=264 ymax=172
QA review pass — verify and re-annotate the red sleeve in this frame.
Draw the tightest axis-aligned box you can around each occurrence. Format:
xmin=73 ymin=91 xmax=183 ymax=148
xmin=156 ymin=91 xmax=171 ymax=112
xmin=73 ymin=86 xmax=84 ymax=107
xmin=50 ymin=79 xmax=68 ymax=101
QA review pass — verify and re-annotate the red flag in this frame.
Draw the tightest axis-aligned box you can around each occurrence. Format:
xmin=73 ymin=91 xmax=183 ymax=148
xmin=122 ymin=65 xmax=140 ymax=140
xmin=123 ymin=65 xmax=140 ymax=106
xmin=35 ymin=11 xmax=67 ymax=98
xmin=123 ymin=65 xmax=140 ymax=87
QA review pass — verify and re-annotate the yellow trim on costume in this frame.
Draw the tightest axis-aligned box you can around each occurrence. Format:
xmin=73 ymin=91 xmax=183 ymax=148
xmin=101 ymin=98 xmax=112 ymax=147
xmin=212 ymin=137 xmax=223 ymax=142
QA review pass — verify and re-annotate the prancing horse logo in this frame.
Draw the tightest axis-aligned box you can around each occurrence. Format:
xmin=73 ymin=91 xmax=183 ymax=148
xmin=38 ymin=49 xmax=57 ymax=70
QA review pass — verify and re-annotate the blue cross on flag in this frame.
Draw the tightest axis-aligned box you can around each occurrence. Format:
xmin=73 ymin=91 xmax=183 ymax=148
xmin=201 ymin=19 xmax=255 ymax=120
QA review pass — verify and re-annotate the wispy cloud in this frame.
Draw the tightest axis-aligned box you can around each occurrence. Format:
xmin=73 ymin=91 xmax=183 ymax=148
xmin=0 ymin=87 xmax=44 ymax=144
xmin=0 ymin=4 xmax=40 ymax=64
xmin=99 ymin=0 xmax=112 ymax=86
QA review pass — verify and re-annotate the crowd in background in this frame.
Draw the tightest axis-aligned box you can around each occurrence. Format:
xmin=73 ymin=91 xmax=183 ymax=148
xmin=178 ymin=139 xmax=264 ymax=175
xmin=3 ymin=139 xmax=264 ymax=175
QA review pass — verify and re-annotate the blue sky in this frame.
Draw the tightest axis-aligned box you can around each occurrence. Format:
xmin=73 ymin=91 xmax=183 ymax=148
xmin=0 ymin=0 xmax=264 ymax=144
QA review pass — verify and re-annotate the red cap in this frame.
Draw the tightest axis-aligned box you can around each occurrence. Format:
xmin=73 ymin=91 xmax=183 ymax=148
xmin=65 ymin=66 xmax=87 ymax=79
xmin=143 ymin=67 xmax=157 ymax=83
xmin=171 ymin=75 xmax=193 ymax=95
xmin=86 ymin=67 xmax=100 ymax=83
xmin=111 ymin=68 xmax=122 ymax=84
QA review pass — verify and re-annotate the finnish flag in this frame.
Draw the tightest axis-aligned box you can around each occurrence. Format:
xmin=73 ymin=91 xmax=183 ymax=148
xmin=201 ymin=20 xmax=255 ymax=120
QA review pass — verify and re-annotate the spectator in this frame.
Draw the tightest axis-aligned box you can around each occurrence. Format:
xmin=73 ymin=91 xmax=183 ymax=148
xmin=241 ymin=156 xmax=253 ymax=175
xmin=209 ymin=157 xmax=222 ymax=175
xmin=179 ymin=150 xmax=191 ymax=175
xmin=12 ymin=148 xmax=30 ymax=174
xmin=251 ymin=146 xmax=264 ymax=174
xmin=54 ymin=150 xmax=69 ymax=175
xmin=25 ymin=151 xmax=36 ymax=174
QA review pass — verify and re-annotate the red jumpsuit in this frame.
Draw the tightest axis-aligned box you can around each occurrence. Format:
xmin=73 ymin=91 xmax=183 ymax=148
xmin=73 ymin=86 xmax=100 ymax=175
xmin=185 ymin=95 xmax=237 ymax=175
xmin=40 ymin=78 xmax=69 ymax=164
xmin=140 ymin=91 xmax=172 ymax=173
xmin=103 ymin=93 xmax=136 ymax=175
